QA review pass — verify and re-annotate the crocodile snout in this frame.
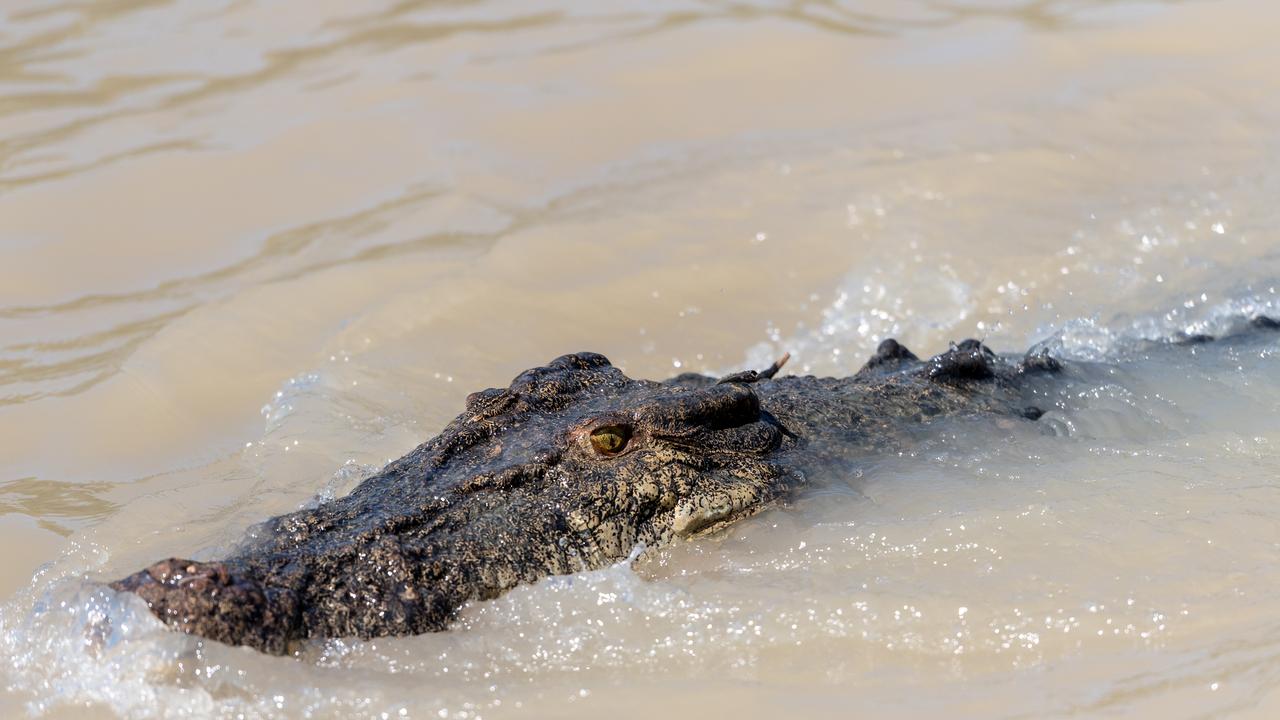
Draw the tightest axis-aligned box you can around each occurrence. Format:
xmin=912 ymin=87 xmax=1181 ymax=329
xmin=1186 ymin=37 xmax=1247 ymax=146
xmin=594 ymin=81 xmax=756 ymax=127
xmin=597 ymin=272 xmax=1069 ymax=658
xmin=112 ymin=558 xmax=300 ymax=654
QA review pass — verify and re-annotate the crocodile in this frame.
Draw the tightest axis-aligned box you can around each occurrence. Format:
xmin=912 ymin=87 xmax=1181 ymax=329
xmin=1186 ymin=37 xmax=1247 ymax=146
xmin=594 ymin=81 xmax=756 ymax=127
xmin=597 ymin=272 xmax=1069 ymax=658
xmin=111 ymin=316 xmax=1280 ymax=654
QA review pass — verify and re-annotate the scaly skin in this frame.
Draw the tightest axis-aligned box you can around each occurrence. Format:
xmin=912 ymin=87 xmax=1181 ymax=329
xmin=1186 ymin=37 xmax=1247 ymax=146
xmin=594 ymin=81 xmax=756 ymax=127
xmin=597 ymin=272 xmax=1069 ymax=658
xmin=112 ymin=319 xmax=1275 ymax=654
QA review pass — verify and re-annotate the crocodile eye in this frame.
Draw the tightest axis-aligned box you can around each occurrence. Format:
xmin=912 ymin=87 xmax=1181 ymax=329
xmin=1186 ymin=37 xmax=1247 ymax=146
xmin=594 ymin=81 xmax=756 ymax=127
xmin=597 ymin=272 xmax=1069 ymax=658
xmin=589 ymin=425 xmax=630 ymax=456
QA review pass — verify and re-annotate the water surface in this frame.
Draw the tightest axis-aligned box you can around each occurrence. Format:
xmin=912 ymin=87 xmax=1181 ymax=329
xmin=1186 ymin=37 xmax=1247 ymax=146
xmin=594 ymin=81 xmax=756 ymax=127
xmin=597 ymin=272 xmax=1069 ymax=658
xmin=3 ymin=0 xmax=1280 ymax=717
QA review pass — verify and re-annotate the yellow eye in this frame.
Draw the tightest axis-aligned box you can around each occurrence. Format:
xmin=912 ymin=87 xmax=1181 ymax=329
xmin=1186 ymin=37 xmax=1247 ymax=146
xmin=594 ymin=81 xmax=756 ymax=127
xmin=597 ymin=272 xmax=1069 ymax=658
xmin=589 ymin=425 xmax=630 ymax=455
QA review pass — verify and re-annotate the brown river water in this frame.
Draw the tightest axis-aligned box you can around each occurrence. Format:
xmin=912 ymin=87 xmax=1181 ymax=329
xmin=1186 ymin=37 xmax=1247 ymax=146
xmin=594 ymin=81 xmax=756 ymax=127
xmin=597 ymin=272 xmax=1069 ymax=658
xmin=4 ymin=0 xmax=1280 ymax=717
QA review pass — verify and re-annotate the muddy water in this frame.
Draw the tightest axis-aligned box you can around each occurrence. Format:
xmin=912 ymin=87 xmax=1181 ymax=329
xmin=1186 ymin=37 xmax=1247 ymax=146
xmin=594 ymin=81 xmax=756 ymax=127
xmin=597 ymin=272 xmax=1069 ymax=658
xmin=4 ymin=0 xmax=1280 ymax=717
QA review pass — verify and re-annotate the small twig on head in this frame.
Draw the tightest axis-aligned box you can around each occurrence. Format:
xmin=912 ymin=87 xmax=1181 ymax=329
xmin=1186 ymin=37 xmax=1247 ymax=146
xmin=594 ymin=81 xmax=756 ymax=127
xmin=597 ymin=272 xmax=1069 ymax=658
xmin=718 ymin=351 xmax=791 ymax=385
xmin=757 ymin=351 xmax=791 ymax=380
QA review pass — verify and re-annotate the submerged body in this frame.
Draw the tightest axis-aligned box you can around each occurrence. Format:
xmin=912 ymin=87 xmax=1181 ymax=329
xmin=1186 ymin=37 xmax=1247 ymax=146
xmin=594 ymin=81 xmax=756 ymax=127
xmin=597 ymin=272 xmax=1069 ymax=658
xmin=112 ymin=322 xmax=1273 ymax=654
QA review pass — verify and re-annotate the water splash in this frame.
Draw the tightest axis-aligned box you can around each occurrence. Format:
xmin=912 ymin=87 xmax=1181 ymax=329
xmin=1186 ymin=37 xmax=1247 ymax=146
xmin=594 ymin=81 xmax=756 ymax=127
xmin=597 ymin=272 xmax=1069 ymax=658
xmin=1034 ymin=286 xmax=1280 ymax=362
xmin=745 ymin=263 xmax=974 ymax=376
xmin=259 ymin=373 xmax=323 ymax=432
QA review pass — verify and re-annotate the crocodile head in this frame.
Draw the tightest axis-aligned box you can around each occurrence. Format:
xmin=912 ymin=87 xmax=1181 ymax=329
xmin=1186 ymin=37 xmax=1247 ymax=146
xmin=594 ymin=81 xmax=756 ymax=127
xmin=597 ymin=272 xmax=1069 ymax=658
xmin=112 ymin=352 xmax=801 ymax=653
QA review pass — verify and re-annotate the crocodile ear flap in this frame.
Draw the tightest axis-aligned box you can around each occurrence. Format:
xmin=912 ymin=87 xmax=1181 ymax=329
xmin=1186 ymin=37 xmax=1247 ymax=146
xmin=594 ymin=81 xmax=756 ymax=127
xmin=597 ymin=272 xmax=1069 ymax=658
xmin=672 ymin=465 xmax=798 ymax=538
xmin=672 ymin=482 xmax=769 ymax=538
